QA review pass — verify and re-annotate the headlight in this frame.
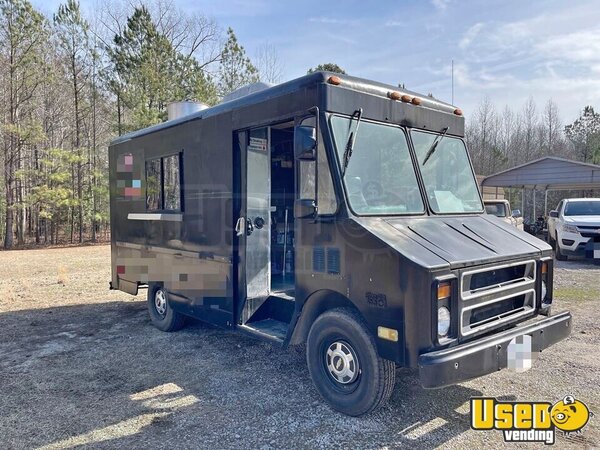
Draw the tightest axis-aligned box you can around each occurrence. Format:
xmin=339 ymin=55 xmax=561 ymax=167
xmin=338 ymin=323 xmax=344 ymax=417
xmin=438 ymin=306 xmax=451 ymax=337
xmin=541 ymin=280 xmax=547 ymax=302
xmin=561 ymin=223 xmax=579 ymax=234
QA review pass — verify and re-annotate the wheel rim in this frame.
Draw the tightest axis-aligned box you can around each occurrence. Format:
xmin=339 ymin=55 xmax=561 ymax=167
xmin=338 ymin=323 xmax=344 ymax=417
xmin=154 ymin=289 xmax=167 ymax=317
xmin=325 ymin=340 xmax=360 ymax=385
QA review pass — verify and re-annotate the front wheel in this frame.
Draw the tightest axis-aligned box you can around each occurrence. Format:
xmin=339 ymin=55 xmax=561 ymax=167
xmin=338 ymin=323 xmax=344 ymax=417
xmin=306 ymin=308 xmax=395 ymax=416
xmin=147 ymin=284 xmax=185 ymax=332
xmin=547 ymin=232 xmax=556 ymax=249
xmin=555 ymin=237 xmax=567 ymax=261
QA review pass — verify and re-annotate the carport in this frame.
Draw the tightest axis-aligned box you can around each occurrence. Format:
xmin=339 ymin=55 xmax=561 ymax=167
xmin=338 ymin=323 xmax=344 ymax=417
xmin=481 ymin=156 xmax=600 ymax=219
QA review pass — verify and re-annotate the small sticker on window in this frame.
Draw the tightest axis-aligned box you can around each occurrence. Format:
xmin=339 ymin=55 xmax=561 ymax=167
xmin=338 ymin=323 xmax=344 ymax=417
xmin=249 ymin=137 xmax=268 ymax=152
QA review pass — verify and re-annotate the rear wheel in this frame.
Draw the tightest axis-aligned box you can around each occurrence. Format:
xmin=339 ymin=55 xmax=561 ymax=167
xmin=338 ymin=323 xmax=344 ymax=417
xmin=147 ymin=284 xmax=185 ymax=332
xmin=306 ymin=308 xmax=395 ymax=416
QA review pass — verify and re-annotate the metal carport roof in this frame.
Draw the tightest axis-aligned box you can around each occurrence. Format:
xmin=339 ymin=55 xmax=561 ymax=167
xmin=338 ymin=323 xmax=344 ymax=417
xmin=482 ymin=156 xmax=600 ymax=190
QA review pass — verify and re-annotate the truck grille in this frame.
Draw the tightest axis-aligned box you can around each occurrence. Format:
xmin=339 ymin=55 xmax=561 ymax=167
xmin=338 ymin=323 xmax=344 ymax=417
xmin=460 ymin=260 xmax=536 ymax=336
xmin=576 ymin=226 xmax=600 ymax=239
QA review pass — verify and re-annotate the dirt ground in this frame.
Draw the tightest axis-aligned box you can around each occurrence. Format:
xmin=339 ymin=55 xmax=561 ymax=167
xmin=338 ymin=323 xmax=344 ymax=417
xmin=0 ymin=245 xmax=599 ymax=449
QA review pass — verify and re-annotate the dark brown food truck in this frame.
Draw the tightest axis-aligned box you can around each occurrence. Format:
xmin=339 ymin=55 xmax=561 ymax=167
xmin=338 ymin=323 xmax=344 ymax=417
xmin=109 ymin=72 xmax=571 ymax=416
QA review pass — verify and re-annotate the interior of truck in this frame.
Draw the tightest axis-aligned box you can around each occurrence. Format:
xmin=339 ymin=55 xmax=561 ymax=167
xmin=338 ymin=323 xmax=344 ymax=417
xmin=270 ymin=122 xmax=296 ymax=294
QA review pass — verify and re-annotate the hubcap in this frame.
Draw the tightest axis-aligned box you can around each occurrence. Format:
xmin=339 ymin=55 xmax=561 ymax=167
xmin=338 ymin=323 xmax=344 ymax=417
xmin=326 ymin=341 xmax=360 ymax=384
xmin=154 ymin=289 xmax=167 ymax=317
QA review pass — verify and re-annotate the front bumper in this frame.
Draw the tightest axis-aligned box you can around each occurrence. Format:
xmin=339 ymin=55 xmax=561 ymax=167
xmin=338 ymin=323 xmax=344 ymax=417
xmin=558 ymin=230 xmax=590 ymax=256
xmin=418 ymin=311 xmax=572 ymax=388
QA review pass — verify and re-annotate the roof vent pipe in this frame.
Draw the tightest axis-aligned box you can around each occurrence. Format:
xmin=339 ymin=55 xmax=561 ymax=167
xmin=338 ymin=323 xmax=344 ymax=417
xmin=167 ymin=101 xmax=209 ymax=121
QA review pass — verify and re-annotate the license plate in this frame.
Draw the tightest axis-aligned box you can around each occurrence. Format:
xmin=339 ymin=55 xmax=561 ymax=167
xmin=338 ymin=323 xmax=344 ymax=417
xmin=507 ymin=334 xmax=533 ymax=373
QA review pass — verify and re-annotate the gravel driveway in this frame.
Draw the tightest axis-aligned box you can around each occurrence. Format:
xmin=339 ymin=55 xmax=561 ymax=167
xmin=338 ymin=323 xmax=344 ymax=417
xmin=0 ymin=246 xmax=598 ymax=449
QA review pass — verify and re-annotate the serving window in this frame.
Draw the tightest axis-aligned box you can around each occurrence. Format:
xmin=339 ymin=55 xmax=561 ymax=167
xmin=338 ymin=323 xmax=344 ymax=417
xmin=145 ymin=153 xmax=182 ymax=211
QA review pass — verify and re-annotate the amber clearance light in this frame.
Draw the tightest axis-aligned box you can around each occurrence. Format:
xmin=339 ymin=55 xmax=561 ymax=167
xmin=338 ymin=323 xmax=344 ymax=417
xmin=454 ymin=108 xmax=463 ymax=116
xmin=388 ymin=91 xmax=401 ymax=100
xmin=327 ymin=75 xmax=342 ymax=85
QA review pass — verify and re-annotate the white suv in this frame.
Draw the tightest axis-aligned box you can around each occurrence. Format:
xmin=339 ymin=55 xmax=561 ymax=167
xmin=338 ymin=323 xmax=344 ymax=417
xmin=547 ymin=198 xmax=600 ymax=260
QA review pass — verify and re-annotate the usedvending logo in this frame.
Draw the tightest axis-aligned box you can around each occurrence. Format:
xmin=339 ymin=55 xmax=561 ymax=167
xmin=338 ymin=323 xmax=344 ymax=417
xmin=471 ymin=395 xmax=592 ymax=445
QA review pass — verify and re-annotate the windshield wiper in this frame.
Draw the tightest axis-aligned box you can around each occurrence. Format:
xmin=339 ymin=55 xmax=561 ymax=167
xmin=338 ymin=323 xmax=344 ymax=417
xmin=341 ymin=108 xmax=363 ymax=177
xmin=421 ymin=126 xmax=449 ymax=166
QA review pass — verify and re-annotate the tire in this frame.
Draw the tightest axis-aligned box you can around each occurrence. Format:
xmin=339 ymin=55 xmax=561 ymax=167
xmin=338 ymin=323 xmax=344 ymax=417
xmin=306 ymin=308 xmax=395 ymax=416
xmin=555 ymin=238 xmax=567 ymax=261
xmin=147 ymin=284 xmax=185 ymax=332
xmin=547 ymin=232 xmax=555 ymax=249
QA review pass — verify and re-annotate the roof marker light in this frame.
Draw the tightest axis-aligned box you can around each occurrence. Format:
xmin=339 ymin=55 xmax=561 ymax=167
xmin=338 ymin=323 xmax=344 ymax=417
xmin=388 ymin=91 xmax=401 ymax=100
xmin=411 ymin=97 xmax=422 ymax=105
xmin=328 ymin=76 xmax=342 ymax=85
xmin=454 ymin=108 xmax=463 ymax=116
xmin=401 ymin=94 xmax=412 ymax=103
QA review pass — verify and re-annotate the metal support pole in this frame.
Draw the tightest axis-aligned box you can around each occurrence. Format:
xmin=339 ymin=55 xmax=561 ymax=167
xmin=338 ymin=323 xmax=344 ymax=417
xmin=522 ymin=188 xmax=525 ymax=219
xmin=544 ymin=190 xmax=548 ymax=217
xmin=533 ymin=189 xmax=536 ymax=220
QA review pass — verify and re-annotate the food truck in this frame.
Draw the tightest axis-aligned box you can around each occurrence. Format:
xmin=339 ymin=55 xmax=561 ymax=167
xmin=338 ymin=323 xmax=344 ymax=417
xmin=109 ymin=72 xmax=571 ymax=416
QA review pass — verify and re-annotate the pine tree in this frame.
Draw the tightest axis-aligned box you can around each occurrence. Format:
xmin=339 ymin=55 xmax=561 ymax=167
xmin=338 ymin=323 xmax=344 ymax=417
xmin=54 ymin=0 xmax=93 ymax=243
xmin=217 ymin=27 xmax=259 ymax=97
xmin=0 ymin=0 xmax=48 ymax=248
xmin=107 ymin=6 xmax=217 ymax=132
xmin=565 ymin=106 xmax=600 ymax=163
xmin=307 ymin=63 xmax=346 ymax=74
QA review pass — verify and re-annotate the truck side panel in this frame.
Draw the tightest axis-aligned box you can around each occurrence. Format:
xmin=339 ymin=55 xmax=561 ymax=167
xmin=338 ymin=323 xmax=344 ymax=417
xmin=109 ymin=115 xmax=235 ymax=327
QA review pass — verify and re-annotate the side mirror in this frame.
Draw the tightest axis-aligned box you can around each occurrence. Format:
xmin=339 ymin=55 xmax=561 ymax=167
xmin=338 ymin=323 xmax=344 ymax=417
xmin=511 ymin=209 xmax=522 ymax=218
xmin=294 ymin=125 xmax=316 ymax=160
xmin=294 ymin=199 xmax=316 ymax=219
xmin=549 ymin=210 xmax=559 ymax=218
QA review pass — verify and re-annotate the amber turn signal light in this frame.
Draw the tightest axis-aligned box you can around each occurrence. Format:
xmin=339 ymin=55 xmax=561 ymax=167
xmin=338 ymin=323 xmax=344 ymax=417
xmin=542 ymin=261 xmax=548 ymax=274
xmin=438 ymin=282 xmax=451 ymax=300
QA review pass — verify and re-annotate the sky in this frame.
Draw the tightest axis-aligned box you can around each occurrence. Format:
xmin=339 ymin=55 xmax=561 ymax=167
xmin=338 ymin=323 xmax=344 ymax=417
xmin=33 ymin=0 xmax=600 ymax=124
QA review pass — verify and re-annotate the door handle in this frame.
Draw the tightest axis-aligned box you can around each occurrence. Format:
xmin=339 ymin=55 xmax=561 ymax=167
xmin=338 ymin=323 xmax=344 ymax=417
xmin=235 ymin=217 xmax=245 ymax=237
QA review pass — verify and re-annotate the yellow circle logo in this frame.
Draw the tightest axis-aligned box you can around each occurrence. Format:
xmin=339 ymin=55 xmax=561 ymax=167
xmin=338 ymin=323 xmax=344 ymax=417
xmin=550 ymin=396 xmax=590 ymax=433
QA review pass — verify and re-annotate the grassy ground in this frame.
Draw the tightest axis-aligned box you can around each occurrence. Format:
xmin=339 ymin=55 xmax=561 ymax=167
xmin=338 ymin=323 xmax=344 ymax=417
xmin=0 ymin=246 xmax=599 ymax=449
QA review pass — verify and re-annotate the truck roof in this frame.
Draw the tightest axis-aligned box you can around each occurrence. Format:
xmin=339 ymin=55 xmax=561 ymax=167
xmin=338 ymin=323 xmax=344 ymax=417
xmin=110 ymin=71 xmax=459 ymax=146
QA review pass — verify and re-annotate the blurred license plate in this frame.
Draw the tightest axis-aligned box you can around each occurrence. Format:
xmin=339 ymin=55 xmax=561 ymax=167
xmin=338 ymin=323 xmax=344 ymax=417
xmin=507 ymin=334 xmax=533 ymax=373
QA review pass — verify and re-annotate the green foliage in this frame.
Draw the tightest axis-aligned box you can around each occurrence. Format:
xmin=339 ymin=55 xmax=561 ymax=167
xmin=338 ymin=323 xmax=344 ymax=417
xmin=107 ymin=6 xmax=217 ymax=132
xmin=564 ymin=106 xmax=600 ymax=163
xmin=54 ymin=0 xmax=89 ymax=52
xmin=26 ymin=148 xmax=79 ymax=221
xmin=0 ymin=0 xmax=47 ymax=65
xmin=218 ymin=27 xmax=259 ymax=97
xmin=307 ymin=63 xmax=346 ymax=74
xmin=0 ymin=0 xmax=270 ymax=247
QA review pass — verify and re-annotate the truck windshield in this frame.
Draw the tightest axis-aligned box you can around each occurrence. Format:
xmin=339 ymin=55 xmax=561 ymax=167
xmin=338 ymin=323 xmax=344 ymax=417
xmin=330 ymin=115 xmax=424 ymax=215
xmin=485 ymin=203 xmax=506 ymax=217
xmin=564 ymin=201 xmax=600 ymax=216
xmin=411 ymin=130 xmax=483 ymax=214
